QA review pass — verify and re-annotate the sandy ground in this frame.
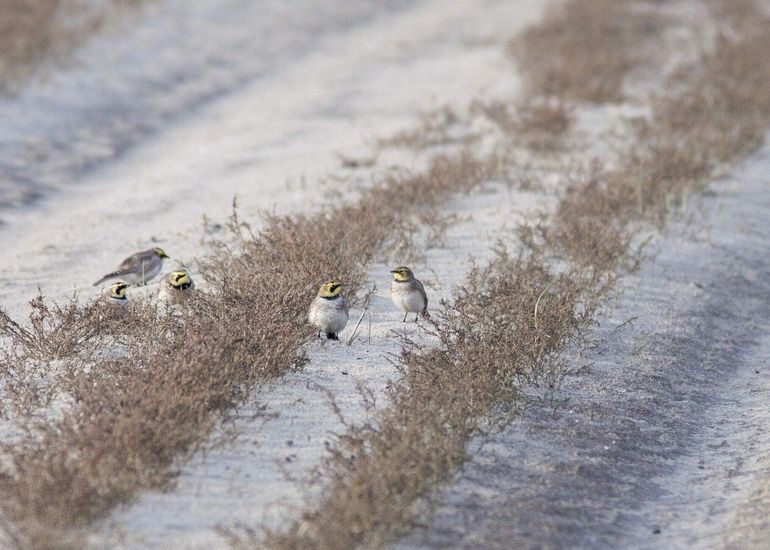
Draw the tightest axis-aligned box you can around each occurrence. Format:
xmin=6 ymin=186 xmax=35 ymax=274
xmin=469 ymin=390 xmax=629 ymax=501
xmin=0 ymin=0 xmax=410 ymax=211
xmin=397 ymin=143 xmax=770 ymax=549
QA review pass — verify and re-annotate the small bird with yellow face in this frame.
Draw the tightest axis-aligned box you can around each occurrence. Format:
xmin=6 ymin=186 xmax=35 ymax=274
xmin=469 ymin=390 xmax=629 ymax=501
xmin=389 ymin=266 xmax=428 ymax=322
xmin=93 ymin=247 xmax=170 ymax=287
xmin=103 ymin=281 xmax=129 ymax=306
xmin=308 ymin=281 xmax=349 ymax=340
xmin=158 ymin=270 xmax=195 ymax=305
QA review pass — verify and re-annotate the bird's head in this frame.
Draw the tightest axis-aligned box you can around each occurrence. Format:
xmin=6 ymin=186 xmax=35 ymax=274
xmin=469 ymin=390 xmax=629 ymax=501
xmin=390 ymin=266 xmax=414 ymax=282
xmin=169 ymin=270 xmax=192 ymax=288
xmin=318 ymin=281 xmax=343 ymax=298
xmin=109 ymin=281 xmax=129 ymax=300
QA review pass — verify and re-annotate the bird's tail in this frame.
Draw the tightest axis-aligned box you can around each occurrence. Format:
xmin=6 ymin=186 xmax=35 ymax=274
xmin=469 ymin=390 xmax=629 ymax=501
xmin=92 ymin=272 xmax=120 ymax=286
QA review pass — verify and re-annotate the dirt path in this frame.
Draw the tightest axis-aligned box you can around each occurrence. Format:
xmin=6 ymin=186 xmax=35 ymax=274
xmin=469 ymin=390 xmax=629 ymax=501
xmin=0 ymin=0 xmax=408 ymax=214
xmin=397 ymin=143 xmax=770 ymax=548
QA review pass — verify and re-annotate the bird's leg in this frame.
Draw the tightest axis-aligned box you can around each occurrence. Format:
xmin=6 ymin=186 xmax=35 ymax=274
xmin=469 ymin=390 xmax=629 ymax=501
xmin=414 ymin=313 xmax=419 ymax=322
xmin=402 ymin=312 xmax=408 ymax=323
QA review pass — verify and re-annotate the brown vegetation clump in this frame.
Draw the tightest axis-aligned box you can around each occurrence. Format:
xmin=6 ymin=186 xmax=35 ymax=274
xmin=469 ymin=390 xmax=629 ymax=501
xmin=510 ymin=0 xmax=662 ymax=102
xmin=472 ymin=97 xmax=573 ymax=151
xmin=0 ymin=0 xmax=147 ymax=91
xmin=0 ymin=0 xmax=59 ymax=85
xmin=513 ymin=98 xmax=572 ymax=150
xmin=378 ymin=106 xmax=476 ymax=150
xmin=654 ymin=27 xmax=770 ymax=163
xmin=0 ymin=293 xmax=102 ymax=365
xmin=0 ymin=153 xmax=496 ymax=547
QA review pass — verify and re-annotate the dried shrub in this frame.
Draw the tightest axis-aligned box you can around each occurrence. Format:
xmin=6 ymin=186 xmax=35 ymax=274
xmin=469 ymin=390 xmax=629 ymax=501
xmin=0 ymin=0 xmax=148 ymax=91
xmin=0 ymin=293 xmax=103 ymax=364
xmin=652 ymin=27 xmax=770 ymax=164
xmin=512 ymin=98 xmax=572 ymax=150
xmin=0 ymin=0 xmax=59 ymax=85
xmin=510 ymin=0 xmax=663 ymax=102
xmin=474 ymin=98 xmax=573 ymax=151
xmin=378 ymin=106 xmax=475 ymax=150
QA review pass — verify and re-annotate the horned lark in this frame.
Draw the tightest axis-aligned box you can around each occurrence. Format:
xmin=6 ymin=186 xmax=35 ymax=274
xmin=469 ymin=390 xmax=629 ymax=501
xmin=158 ymin=270 xmax=195 ymax=305
xmin=308 ymin=281 xmax=349 ymax=340
xmin=390 ymin=266 xmax=428 ymax=322
xmin=93 ymin=247 xmax=169 ymax=286
xmin=103 ymin=281 xmax=129 ymax=306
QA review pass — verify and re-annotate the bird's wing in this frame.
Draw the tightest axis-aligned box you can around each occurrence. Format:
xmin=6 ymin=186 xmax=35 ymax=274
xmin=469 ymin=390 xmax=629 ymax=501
xmin=117 ymin=251 xmax=148 ymax=271
xmin=415 ymin=279 xmax=428 ymax=311
xmin=92 ymin=252 xmax=147 ymax=286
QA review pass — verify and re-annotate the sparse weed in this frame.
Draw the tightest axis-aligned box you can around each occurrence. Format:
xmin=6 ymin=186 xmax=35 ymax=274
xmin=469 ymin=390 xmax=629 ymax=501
xmin=0 ymin=0 xmax=149 ymax=91
xmin=378 ymin=106 xmax=475 ymax=150
xmin=510 ymin=0 xmax=665 ymax=102
xmin=475 ymin=97 xmax=573 ymax=151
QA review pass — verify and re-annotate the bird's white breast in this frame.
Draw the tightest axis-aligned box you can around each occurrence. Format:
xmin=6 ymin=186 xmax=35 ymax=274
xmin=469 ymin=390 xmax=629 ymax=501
xmin=390 ymin=281 xmax=426 ymax=313
xmin=309 ymin=296 xmax=349 ymax=333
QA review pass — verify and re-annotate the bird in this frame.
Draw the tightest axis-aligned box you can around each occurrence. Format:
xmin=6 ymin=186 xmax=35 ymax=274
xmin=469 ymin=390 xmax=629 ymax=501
xmin=389 ymin=266 xmax=428 ymax=322
xmin=158 ymin=269 xmax=195 ymax=305
xmin=308 ymin=281 xmax=349 ymax=340
xmin=103 ymin=281 xmax=129 ymax=306
xmin=93 ymin=247 xmax=169 ymax=286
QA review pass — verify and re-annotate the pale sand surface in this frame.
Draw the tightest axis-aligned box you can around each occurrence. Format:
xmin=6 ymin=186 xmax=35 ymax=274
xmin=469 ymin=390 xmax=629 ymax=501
xmin=0 ymin=0 xmax=410 ymax=211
